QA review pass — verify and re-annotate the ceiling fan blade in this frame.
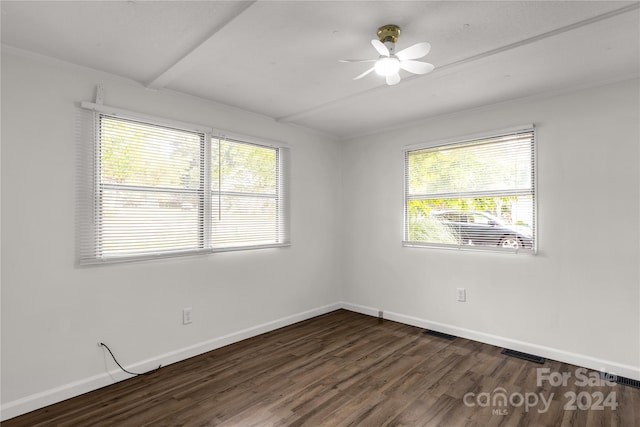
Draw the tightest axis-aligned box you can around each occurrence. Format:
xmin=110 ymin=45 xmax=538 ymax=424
xmin=371 ymin=39 xmax=389 ymax=56
xmin=396 ymin=42 xmax=431 ymax=61
xmin=386 ymin=73 xmax=401 ymax=86
xmin=399 ymin=60 xmax=435 ymax=75
xmin=354 ymin=66 xmax=375 ymax=80
xmin=338 ymin=59 xmax=376 ymax=63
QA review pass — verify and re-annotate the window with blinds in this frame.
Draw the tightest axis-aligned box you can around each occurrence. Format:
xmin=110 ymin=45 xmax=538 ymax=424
xmin=404 ymin=127 xmax=536 ymax=253
xmin=80 ymin=111 xmax=289 ymax=264
xmin=210 ymin=138 xmax=287 ymax=249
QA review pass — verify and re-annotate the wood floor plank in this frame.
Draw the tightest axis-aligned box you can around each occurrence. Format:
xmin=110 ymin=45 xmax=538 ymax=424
xmin=3 ymin=310 xmax=639 ymax=426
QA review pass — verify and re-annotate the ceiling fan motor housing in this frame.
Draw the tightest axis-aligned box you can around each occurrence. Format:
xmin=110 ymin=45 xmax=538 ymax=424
xmin=377 ymin=25 xmax=401 ymax=43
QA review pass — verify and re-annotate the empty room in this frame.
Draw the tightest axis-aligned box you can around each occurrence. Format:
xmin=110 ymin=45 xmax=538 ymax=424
xmin=1 ymin=1 xmax=639 ymax=425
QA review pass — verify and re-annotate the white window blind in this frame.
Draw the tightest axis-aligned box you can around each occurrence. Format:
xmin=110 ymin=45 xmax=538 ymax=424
xmin=211 ymin=138 xmax=288 ymax=250
xmin=98 ymin=116 xmax=205 ymax=258
xmin=404 ymin=127 xmax=536 ymax=253
xmin=79 ymin=109 xmax=289 ymax=264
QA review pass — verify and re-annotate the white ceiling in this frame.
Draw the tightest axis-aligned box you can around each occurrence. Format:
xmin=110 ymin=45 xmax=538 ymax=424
xmin=2 ymin=1 xmax=639 ymax=140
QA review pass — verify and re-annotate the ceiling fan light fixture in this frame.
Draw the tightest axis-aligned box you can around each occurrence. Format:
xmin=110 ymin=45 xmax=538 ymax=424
xmin=375 ymin=56 xmax=400 ymax=76
xmin=341 ymin=24 xmax=433 ymax=85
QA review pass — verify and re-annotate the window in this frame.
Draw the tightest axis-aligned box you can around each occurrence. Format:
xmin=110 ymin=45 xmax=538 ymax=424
xmin=80 ymin=110 xmax=289 ymax=263
xmin=210 ymin=138 xmax=286 ymax=249
xmin=404 ymin=127 xmax=536 ymax=253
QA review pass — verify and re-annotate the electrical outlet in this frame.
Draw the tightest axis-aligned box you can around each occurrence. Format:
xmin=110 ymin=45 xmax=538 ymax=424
xmin=457 ymin=288 xmax=466 ymax=302
xmin=183 ymin=307 xmax=193 ymax=325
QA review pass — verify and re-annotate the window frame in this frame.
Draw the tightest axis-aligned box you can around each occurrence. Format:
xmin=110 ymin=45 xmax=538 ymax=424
xmin=402 ymin=125 xmax=537 ymax=254
xmin=209 ymin=137 xmax=289 ymax=252
xmin=79 ymin=102 xmax=290 ymax=264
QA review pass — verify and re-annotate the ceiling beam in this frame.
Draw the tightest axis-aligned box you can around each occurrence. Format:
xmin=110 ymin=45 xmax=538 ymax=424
xmin=276 ymin=2 xmax=640 ymax=124
xmin=146 ymin=1 xmax=257 ymax=89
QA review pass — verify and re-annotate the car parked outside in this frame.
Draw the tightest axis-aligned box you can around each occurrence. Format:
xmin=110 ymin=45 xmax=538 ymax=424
xmin=431 ymin=210 xmax=533 ymax=249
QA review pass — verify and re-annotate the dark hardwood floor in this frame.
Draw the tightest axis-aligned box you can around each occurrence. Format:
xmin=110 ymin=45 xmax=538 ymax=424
xmin=3 ymin=310 xmax=639 ymax=426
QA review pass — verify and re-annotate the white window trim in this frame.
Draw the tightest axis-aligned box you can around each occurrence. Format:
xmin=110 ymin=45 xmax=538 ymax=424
xmin=402 ymin=124 xmax=537 ymax=254
xmin=81 ymin=102 xmax=214 ymax=135
xmin=402 ymin=124 xmax=535 ymax=151
xmin=78 ymin=102 xmax=290 ymax=265
xmin=81 ymin=102 xmax=290 ymax=150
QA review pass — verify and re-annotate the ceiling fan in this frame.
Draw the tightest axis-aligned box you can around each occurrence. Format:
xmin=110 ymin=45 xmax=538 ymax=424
xmin=341 ymin=24 xmax=434 ymax=86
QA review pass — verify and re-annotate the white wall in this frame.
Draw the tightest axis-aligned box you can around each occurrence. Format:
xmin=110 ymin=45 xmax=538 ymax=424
xmin=2 ymin=47 xmax=639 ymax=420
xmin=0 ymin=50 xmax=343 ymax=417
xmin=341 ymin=78 xmax=640 ymax=379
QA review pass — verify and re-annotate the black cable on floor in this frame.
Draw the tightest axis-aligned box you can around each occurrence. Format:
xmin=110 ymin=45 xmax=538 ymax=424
xmin=99 ymin=342 xmax=161 ymax=376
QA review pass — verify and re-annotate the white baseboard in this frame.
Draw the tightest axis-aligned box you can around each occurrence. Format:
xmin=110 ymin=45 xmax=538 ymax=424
xmin=341 ymin=301 xmax=640 ymax=382
xmin=3 ymin=300 xmax=638 ymax=421
xmin=0 ymin=302 xmax=341 ymax=421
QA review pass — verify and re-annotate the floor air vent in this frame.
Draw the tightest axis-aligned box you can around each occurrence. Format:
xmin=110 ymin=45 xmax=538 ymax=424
xmin=422 ymin=330 xmax=457 ymax=340
xmin=600 ymin=372 xmax=640 ymax=389
xmin=501 ymin=348 xmax=545 ymax=364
